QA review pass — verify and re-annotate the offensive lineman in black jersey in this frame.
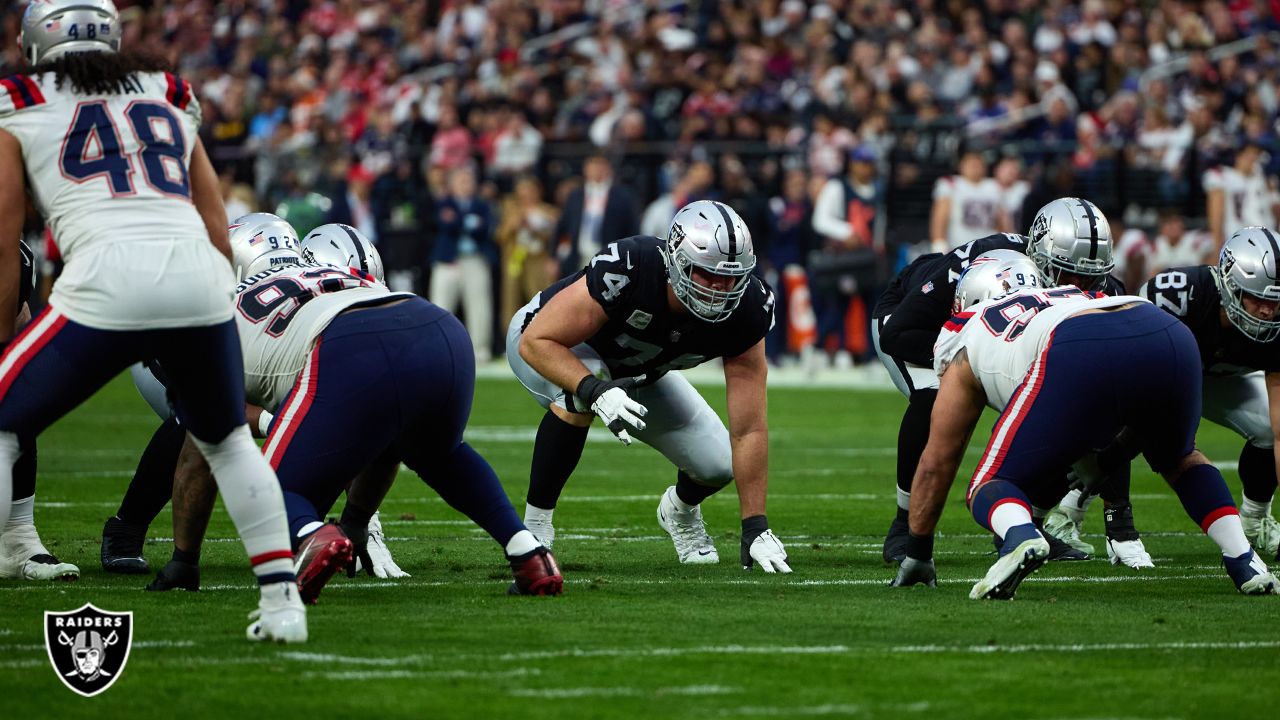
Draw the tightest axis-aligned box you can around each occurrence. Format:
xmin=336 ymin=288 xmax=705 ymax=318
xmin=876 ymin=198 xmax=1137 ymax=568
xmin=507 ymin=200 xmax=790 ymax=572
xmin=1105 ymin=227 xmax=1280 ymax=562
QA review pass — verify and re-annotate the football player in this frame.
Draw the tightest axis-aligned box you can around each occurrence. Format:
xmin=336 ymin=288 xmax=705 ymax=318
xmin=0 ymin=240 xmax=79 ymax=581
xmin=509 ymin=200 xmax=790 ymax=572
xmin=874 ymin=198 xmax=1144 ymax=566
xmin=892 ymin=251 xmax=1278 ymax=598
xmin=0 ymin=0 xmax=305 ymax=642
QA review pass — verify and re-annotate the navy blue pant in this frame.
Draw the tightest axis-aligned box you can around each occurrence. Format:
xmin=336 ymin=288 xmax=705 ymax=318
xmin=0 ymin=306 xmax=246 ymax=444
xmin=265 ymin=298 xmax=524 ymax=548
xmin=967 ymin=303 xmax=1202 ymax=512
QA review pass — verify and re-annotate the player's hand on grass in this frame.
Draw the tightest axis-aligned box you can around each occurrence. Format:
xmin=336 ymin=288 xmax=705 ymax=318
xmin=576 ymin=375 xmax=648 ymax=445
xmin=741 ymin=515 xmax=791 ymax=573
xmin=362 ymin=512 xmax=410 ymax=578
xmin=890 ymin=557 xmax=937 ymax=587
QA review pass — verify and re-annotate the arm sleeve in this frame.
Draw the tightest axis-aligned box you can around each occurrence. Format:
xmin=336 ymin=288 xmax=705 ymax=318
xmin=879 ymin=287 xmax=953 ymax=367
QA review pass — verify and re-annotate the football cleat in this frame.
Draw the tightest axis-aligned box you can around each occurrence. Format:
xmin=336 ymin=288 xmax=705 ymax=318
xmin=523 ymin=513 xmax=556 ymax=549
xmin=293 ymin=523 xmax=353 ymax=605
xmin=971 ymin=525 xmax=1050 ymax=600
xmin=246 ymin=580 xmax=308 ymax=643
xmin=146 ymin=559 xmax=200 ymax=591
xmin=1106 ymin=538 xmax=1154 ymax=569
xmin=991 ymin=524 xmax=1088 ymax=561
xmin=101 ymin=516 xmax=150 ymax=574
xmin=1241 ymin=513 xmax=1280 ymax=560
xmin=507 ymin=546 xmax=563 ymax=596
xmin=1223 ymin=549 xmax=1280 ymax=595
xmin=882 ymin=514 xmax=909 ymax=566
xmin=0 ymin=523 xmax=79 ymax=581
xmin=1042 ymin=507 xmax=1096 ymax=556
xmin=656 ymin=486 xmax=719 ymax=564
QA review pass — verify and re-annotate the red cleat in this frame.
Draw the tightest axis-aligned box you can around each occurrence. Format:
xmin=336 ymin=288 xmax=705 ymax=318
xmin=507 ymin=546 xmax=563 ymax=596
xmin=293 ymin=523 xmax=353 ymax=604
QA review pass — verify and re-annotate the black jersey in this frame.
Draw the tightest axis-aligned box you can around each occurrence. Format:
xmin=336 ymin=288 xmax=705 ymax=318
xmin=532 ymin=235 xmax=774 ymax=380
xmin=1140 ymin=265 xmax=1280 ymax=375
xmin=875 ymin=232 xmax=1126 ymax=366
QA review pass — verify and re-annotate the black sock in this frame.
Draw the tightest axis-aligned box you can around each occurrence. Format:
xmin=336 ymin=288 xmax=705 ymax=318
xmin=11 ymin=433 xmax=36 ymax=500
xmin=1097 ymin=463 xmax=1132 ymax=505
xmin=675 ymin=470 xmax=722 ymax=506
xmin=171 ymin=546 xmax=199 ymax=566
xmin=896 ymin=389 xmax=937 ymax=494
xmin=1238 ymin=443 xmax=1277 ymax=505
xmin=526 ymin=410 xmax=589 ymax=510
xmin=895 ymin=506 xmax=909 ymax=522
xmin=116 ymin=418 xmax=186 ymax=528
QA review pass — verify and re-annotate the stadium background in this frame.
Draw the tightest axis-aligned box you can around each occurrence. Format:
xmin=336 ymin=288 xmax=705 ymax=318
xmin=7 ymin=0 xmax=1276 ymax=373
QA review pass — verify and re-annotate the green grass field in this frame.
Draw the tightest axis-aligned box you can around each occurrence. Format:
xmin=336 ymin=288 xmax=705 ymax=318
xmin=1 ymin=373 xmax=1278 ymax=719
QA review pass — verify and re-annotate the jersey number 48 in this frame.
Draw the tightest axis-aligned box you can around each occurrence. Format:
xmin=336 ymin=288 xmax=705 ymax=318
xmin=60 ymin=100 xmax=190 ymax=199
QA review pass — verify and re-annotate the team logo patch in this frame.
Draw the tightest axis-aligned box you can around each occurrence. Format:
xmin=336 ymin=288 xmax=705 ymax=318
xmin=44 ymin=603 xmax=133 ymax=697
xmin=921 ymin=281 xmax=934 ymax=294
xmin=627 ymin=310 xmax=652 ymax=329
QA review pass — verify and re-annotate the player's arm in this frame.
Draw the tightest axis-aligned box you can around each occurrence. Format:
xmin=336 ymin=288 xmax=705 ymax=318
xmin=878 ymin=289 xmax=948 ymax=367
xmin=0 ymin=129 xmax=26 ymax=343
xmin=189 ymin=137 xmax=232 ymax=262
xmin=1206 ymin=187 xmax=1224 ymax=250
xmin=724 ymin=338 xmax=790 ymax=573
xmin=1265 ymin=371 xmax=1280 ymax=492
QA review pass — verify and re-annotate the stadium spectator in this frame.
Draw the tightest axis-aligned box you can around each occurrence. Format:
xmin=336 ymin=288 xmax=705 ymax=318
xmin=497 ymin=176 xmax=559 ymax=327
xmin=640 ymin=160 xmax=713 ymax=239
xmin=929 ymin=151 xmax=1003 ymax=252
xmin=432 ymin=166 xmax=497 ymax=363
xmin=1204 ymin=141 xmax=1280 ymax=250
xmin=552 ymin=151 xmax=639 ymax=275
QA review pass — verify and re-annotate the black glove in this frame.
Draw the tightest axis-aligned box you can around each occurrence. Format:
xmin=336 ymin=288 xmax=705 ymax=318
xmin=890 ymin=557 xmax=937 ymax=587
xmin=339 ymin=503 xmax=374 ymax=578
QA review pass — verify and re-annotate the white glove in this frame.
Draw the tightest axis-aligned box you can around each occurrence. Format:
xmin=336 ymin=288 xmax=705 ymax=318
xmin=741 ymin=518 xmax=792 ymax=574
xmin=575 ymin=375 xmax=647 ymax=445
xmin=357 ymin=512 xmax=410 ymax=579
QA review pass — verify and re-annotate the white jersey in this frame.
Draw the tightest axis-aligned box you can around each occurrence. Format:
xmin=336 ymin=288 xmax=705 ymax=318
xmin=234 ymin=263 xmax=413 ymax=410
xmin=1203 ymin=165 xmax=1278 ymax=238
xmin=933 ymin=288 xmax=1148 ymax=410
xmin=0 ymin=69 xmax=231 ymax=329
xmin=934 ymin=176 xmax=1002 ymax=247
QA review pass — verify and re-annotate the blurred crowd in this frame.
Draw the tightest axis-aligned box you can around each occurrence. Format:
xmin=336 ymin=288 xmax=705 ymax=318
xmin=6 ymin=0 xmax=1280 ymax=366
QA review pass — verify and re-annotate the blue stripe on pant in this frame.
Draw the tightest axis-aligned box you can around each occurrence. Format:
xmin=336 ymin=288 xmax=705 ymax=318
xmin=966 ymin=302 xmax=1202 ymax=513
xmin=268 ymin=298 xmax=524 ymax=549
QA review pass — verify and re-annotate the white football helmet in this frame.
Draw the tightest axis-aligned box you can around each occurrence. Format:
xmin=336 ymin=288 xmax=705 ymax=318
xmin=229 ymin=213 xmax=301 ymax=281
xmin=953 ymin=250 xmax=1045 ymax=313
xmin=1027 ymin=197 xmax=1114 ymax=290
xmin=663 ymin=200 xmax=756 ymax=322
xmin=1218 ymin=227 xmax=1280 ymax=342
xmin=301 ymin=224 xmax=384 ymax=282
xmin=20 ymin=0 xmax=122 ymax=66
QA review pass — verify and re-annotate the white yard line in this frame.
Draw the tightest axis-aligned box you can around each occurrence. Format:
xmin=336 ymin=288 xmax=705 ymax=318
xmin=508 ymin=684 xmax=737 ymax=698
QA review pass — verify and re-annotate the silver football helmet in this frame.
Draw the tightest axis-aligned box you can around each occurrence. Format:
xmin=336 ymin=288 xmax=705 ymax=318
xmin=953 ymin=250 xmax=1046 ymax=314
xmin=663 ymin=200 xmax=756 ymax=322
xmin=1218 ymin=227 xmax=1280 ymax=342
xmin=1027 ymin=197 xmax=1114 ymax=290
xmin=229 ymin=213 xmax=301 ymax=281
xmin=20 ymin=0 xmax=122 ymax=66
xmin=301 ymin=223 xmax=384 ymax=282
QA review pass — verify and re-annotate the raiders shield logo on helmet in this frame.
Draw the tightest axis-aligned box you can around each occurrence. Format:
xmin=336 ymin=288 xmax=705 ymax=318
xmin=44 ymin=603 xmax=133 ymax=697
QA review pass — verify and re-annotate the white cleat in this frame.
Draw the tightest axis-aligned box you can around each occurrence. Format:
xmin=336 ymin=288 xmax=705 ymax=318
xmin=1042 ymin=508 xmax=1095 ymax=556
xmin=0 ymin=524 xmax=79 ymax=581
xmin=246 ymin=581 xmax=308 ymax=643
xmin=970 ymin=535 xmax=1050 ymax=600
xmin=1106 ymin=537 xmax=1155 ymax=569
xmin=1241 ymin=513 xmax=1280 ymax=559
xmin=1240 ymin=572 xmax=1280 ymax=595
xmin=656 ymin=486 xmax=719 ymax=564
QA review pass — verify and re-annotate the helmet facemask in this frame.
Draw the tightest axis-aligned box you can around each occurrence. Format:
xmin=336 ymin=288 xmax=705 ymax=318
xmin=1218 ymin=249 xmax=1280 ymax=343
xmin=664 ymin=221 xmax=755 ymax=323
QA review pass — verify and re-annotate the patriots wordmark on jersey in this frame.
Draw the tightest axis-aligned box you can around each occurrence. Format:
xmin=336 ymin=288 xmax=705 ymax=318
xmin=525 ymin=235 xmax=775 ymax=380
xmin=1141 ymin=265 xmax=1280 ymax=375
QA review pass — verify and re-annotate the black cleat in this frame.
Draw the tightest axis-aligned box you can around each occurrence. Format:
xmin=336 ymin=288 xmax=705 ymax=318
xmin=101 ymin=516 xmax=151 ymax=574
xmin=883 ymin=515 xmax=910 ymax=565
xmin=146 ymin=559 xmax=200 ymax=591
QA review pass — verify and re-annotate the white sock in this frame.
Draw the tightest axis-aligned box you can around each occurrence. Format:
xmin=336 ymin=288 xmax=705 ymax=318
xmin=1240 ymin=497 xmax=1273 ymax=518
xmin=896 ymin=487 xmax=911 ymax=512
xmin=191 ymin=426 xmax=294 ymax=580
xmin=0 ymin=431 xmax=16 ymax=532
xmin=1059 ymin=488 xmax=1092 ymax=524
xmin=524 ymin=503 xmax=554 ymax=524
xmin=667 ymin=487 xmax=695 ymax=512
xmin=989 ymin=501 xmax=1034 ymax=541
xmin=505 ymin=530 xmax=541 ymax=557
xmin=5 ymin=494 xmax=34 ymax=532
xmin=1206 ymin=512 xmax=1252 ymax=557
xmin=296 ymin=521 xmax=323 ymax=539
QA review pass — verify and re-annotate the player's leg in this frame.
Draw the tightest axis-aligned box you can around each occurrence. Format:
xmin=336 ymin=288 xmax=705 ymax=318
xmin=872 ymin=316 xmax=940 ymax=564
xmin=154 ymin=320 xmax=305 ymax=641
xmin=1201 ymin=373 xmax=1279 ymax=559
xmin=146 ymin=434 xmax=216 ymax=592
xmin=102 ymin=416 xmax=185 ymax=574
xmin=403 ymin=308 xmax=560 ymax=594
xmin=506 ymin=300 xmax=600 ymax=547
xmin=0 ymin=433 xmax=79 ymax=580
xmin=628 ymin=373 xmax=731 ymax=565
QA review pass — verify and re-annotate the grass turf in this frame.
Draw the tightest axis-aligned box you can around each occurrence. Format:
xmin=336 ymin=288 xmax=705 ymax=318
xmin=1 ymin=373 xmax=1277 ymax=719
